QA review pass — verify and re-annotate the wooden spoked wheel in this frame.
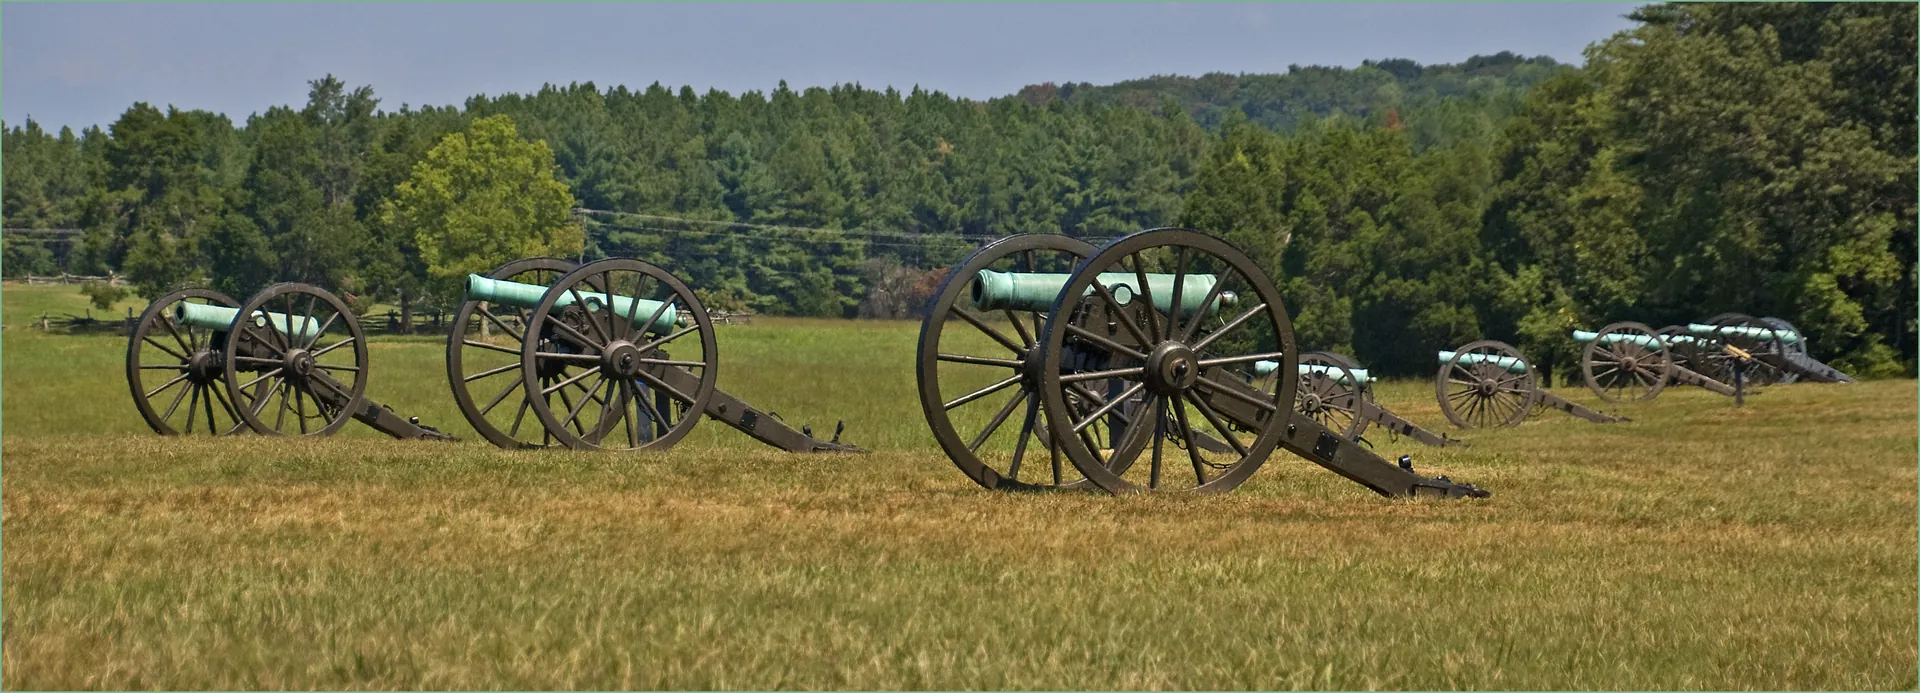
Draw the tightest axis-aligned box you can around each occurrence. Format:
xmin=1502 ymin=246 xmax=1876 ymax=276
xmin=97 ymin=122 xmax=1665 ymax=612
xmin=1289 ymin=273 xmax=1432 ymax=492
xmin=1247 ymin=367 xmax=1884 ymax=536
xmin=519 ymin=258 xmax=718 ymax=451
xmin=1294 ymin=351 xmax=1368 ymax=439
xmin=126 ymin=288 xmax=247 ymax=436
xmin=224 ymin=283 xmax=368 ymax=437
xmin=1759 ymin=316 xmax=1807 ymax=384
xmin=1713 ymin=317 xmax=1784 ymax=388
xmin=915 ymin=234 xmax=1120 ymax=491
xmin=1436 ymin=340 xmax=1538 ymax=429
xmin=1036 ymin=228 xmax=1296 ymax=494
xmin=1580 ymin=321 xmax=1674 ymax=403
xmin=448 ymin=257 xmax=580 ymax=448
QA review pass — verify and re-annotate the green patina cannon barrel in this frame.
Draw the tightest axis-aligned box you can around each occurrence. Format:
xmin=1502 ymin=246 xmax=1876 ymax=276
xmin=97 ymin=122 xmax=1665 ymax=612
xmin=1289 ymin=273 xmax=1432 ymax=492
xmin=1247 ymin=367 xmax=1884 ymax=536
xmin=1438 ymin=350 xmax=1529 ymax=374
xmin=174 ymin=302 xmax=324 ymax=341
xmin=466 ymin=275 xmax=681 ymax=334
xmin=970 ymin=269 xmax=1237 ymax=316
xmin=1687 ymin=323 xmax=1800 ymax=344
xmin=1572 ymin=329 xmax=1705 ymax=348
xmin=1252 ymin=360 xmax=1373 ymax=384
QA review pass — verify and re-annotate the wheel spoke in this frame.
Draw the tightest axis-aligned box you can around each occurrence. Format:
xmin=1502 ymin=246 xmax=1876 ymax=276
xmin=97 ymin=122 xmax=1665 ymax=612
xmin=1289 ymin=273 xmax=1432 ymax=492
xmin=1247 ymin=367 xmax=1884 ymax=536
xmin=478 ymin=308 xmax=526 ymax=343
xmin=560 ymin=375 xmax=606 ymax=431
xmin=937 ymin=353 xmax=1022 ymax=369
xmin=1003 ymin=309 xmax=1034 ymax=348
xmin=1196 ymin=351 xmax=1288 ymax=368
xmin=1174 ymin=400 xmax=1209 ymax=486
xmin=1148 ymin=397 xmax=1165 ymax=489
xmin=160 ymin=375 xmax=194 ymax=421
xmin=463 ymin=362 xmax=520 ymax=383
xmin=1191 ymin=303 xmax=1268 ymax=353
xmin=1084 ymin=279 xmax=1154 ymax=349
xmin=1063 ymin=322 xmax=1148 ymax=360
xmin=633 ymin=287 xmax=678 ymax=343
xmin=1178 ymin=277 xmax=1229 ymax=344
xmin=1166 ymin=247 xmax=1189 ymax=348
xmin=144 ymin=372 xmax=192 ymax=399
xmin=943 ymin=374 xmax=1023 ymax=411
xmin=636 ymin=324 xmax=700 ymax=355
xmin=966 ymin=390 xmax=1027 ymax=452
xmin=463 ymin=339 xmax=522 ymax=356
xmin=638 ymin=358 xmax=708 ymax=369
xmin=302 ymin=311 xmax=341 ymax=351
xmin=542 ymin=366 xmax=602 ymax=397
xmin=546 ymin=317 xmax=604 ymax=353
xmin=1071 ymin=381 xmax=1146 ymax=433
xmin=567 ymin=286 xmax=613 ymax=347
xmin=1129 ymin=254 xmax=1162 ymax=342
xmin=1059 ymin=366 xmax=1146 ymax=384
xmin=1006 ymin=393 xmax=1041 ymax=481
xmin=1194 ymin=375 xmax=1278 ymax=413
xmin=309 ymin=337 xmax=356 ymax=358
xmin=143 ymin=336 xmax=188 ymax=362
xmin=478 ymin=376 xmax=525 ymax=416
xmin=952 ymin=308 xmax=1025 ymax=355
xmin=1183 ymin=391 xmax=1249 ymax=457
xmin=631 ymin=368 xmax=698 ymax=405
xmin=532 ymin=351 xmax=601 ymax=364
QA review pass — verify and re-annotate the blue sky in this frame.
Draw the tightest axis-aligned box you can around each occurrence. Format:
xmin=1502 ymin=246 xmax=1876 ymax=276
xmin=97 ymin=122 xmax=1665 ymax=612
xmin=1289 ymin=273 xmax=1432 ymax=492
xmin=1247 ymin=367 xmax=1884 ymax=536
xmin=3 ymin=2 xmax=1642 ymax=131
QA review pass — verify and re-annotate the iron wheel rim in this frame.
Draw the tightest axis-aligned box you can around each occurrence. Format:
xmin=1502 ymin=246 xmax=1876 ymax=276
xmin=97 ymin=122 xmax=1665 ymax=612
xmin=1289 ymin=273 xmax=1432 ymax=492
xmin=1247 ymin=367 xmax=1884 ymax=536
xmin=224 ymin=283 xmax=367 ymax=437
xmin=1436 ymin=340 xmax=1538 ymax=429
xmin=520 ymin=257 xmax=718 ymax=452
xmin=127 ymin=288 xmax=247 ymax=436
xmin=1037 ymin=228 xmax=1296 ymax=495
xmin=1581 ymin=321 xmax=1672 ymax=403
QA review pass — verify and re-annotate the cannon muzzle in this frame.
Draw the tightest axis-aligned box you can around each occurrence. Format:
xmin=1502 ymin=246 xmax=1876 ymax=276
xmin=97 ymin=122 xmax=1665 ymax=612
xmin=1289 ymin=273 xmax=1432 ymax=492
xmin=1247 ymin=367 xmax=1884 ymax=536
xmin=174 ymin=302 xmax=324 ymax=341
xmin=1438 ymin=350 xmax=1529 ymax=374
xmin=970 ymin=269 xmax=1237 ymax=316
xmin=466 ymin=275 xmax=683 ymax=334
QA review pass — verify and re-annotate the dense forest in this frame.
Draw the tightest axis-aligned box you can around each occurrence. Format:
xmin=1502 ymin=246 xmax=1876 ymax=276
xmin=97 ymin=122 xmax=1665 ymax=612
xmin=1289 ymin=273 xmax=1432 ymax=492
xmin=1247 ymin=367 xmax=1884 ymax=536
xmin=3 ymin=3 xmax=1912 ymax=376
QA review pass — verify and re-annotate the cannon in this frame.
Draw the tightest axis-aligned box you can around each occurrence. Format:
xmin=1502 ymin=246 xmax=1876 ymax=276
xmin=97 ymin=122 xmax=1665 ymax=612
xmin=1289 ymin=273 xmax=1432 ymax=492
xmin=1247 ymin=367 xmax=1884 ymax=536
xmin=918 ymin=230 xmax=1488 ymax=498
xmin=1572 ymin=316 xmax=1851 ymax=404
xmin=1261 ymin=352 xmax=1466 ymax=448
xmin=445 ymin=256 xmax=863 ymax=453
xmin=126 ymin=283 xmax=452 ymax=439
xmin=1435 ymin=340 xmax=1626 ymax=428
xmin=1574 ymin=321 xmax=1740 ymax=402
xmin=1687 ymin=314 xmax=1852 ymax=384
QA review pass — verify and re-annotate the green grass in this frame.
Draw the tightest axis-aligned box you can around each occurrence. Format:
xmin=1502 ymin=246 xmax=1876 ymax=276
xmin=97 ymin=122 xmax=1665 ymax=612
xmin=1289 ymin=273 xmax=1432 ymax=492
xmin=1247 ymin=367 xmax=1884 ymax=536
xmin=3 ymin=283 xmax=1915 ymax=689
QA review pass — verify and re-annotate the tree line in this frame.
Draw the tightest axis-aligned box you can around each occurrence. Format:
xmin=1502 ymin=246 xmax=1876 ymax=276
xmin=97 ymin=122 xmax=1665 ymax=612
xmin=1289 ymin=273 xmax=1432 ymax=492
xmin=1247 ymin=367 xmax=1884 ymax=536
xmin=3 ymin=3 xmax=1911 ymax=376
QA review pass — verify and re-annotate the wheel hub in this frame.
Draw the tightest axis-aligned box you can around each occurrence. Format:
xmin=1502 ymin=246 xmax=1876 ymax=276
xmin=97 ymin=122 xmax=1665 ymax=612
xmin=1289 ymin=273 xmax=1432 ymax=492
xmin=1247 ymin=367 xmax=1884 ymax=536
xmin=283 ymin=348 xmax=316 ymax=378
xmin=187 ymin=349 xmax=222 ymax=382
xmin=1145 ymin=342 xmax=1200 ymax=396
xmin=604 ymin=341 xmax=644 ymax=378
xmin=1477 ymin=378 xmax=1498 ymax=396
xmin=1301 ymin=392 xmax=1324 ymax=412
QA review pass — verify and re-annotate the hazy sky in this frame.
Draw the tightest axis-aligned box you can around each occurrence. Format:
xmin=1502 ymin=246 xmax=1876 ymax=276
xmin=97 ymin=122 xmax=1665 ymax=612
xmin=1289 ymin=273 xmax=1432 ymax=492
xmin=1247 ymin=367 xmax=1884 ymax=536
xmin=3 ymin=3 xmax=1642 ymax=131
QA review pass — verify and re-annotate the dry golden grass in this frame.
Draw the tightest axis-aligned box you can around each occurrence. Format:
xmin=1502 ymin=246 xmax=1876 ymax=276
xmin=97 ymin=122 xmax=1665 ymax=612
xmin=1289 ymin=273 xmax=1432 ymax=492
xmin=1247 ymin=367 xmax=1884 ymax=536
xmin=2 ymin=285 xmax=1915 ymax=689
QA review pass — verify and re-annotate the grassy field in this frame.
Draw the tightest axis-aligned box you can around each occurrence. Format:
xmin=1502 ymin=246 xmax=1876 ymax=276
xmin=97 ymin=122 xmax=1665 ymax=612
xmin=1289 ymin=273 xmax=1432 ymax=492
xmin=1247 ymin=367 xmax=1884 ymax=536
xmin=3 ymin=282 xmax=1915 ymax=689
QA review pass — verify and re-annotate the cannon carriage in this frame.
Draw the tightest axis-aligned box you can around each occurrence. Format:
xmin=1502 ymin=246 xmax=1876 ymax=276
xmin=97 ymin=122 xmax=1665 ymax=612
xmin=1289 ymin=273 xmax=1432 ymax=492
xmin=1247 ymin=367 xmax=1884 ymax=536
xmin=1572 ymin=315 xmax=1853 ymax=404
xmin=1435 ymin=341 xmax=1628 ymax=429
xmin=126 ymin=283 xmax=452 ymax=439
xmin=918 ymin=229 xmax=1488 ymax=498
xmin=445 ymin=256 xmax=864 ymax=454
xmin=1251 ymin=352 xmax=1465 ymax=448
